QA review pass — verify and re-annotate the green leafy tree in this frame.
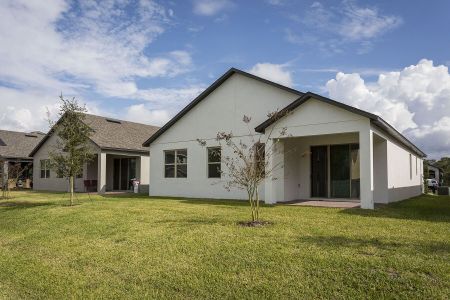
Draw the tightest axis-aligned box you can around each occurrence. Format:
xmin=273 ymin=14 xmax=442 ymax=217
xmin=48 ymin=95 xmax=94 ymax=205
xmin=433 ymin=157 xmax=450 ymax=185
xmin=425 ymin=157 xmax=450 ymax=186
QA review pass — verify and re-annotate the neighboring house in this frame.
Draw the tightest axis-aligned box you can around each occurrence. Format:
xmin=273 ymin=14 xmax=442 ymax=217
xmin=30 ymin=114 xmax=159 ymax=193
xmin=427 ymin=164 xmax=443 ymax=185
xmin=143 ymin=68 xmax=426 ymax=209
xmin=0 ymin=130 xmax=45 ymax=189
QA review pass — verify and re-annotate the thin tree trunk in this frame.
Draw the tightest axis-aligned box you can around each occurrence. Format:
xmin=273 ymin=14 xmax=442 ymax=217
xmin=69 ymin=175 xmax=74 ymax=206
xmin=255 ymin=187 xmax=259 ymax=222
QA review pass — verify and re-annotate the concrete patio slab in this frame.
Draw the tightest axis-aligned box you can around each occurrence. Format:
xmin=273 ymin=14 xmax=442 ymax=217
xmin=282 ymin=200 xmax=360 ymax=208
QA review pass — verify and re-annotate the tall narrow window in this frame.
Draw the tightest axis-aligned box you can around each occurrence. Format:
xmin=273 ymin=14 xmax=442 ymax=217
xmin=40 ymin=159 xmax=50 ymax=178
xmin=164 ymin=149 xmax=187 ymax=178
xmin=207 ymin=147 xmax=221 ymax=178
xmin=409 ymin=154 xmax=412 ymax=180
xmin=415 ymin=156 xmax=418 ymax=175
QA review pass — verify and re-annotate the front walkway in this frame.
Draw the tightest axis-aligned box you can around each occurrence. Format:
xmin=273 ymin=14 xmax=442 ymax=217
xmin=282 ymin=200 xmax=360 ymax=208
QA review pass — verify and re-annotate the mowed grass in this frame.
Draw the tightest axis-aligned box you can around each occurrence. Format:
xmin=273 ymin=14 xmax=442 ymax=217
xmin=0 ymin=191 xmax=449 ymax=299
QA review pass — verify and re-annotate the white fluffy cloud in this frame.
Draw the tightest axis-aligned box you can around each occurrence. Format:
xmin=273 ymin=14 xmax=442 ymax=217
xmin=124 ymin=105 xmax=172 ymax=126
xmin=0 ymin=0 xmax=192 ymax=132
xmin=249 ymin=63 xmax=293 ymax=87
xmin=134 ymin=86 xmax=205 ymax=107
xmin=123 ymin=85 xmax=205 ymax=126
xmin=307 ymin=1 xmax=402 ymax=40
xmin=287 ymin=1 xmax=402 ymax=54
xmin=326 ymin=59 xmax=450 ymax=158
xmin=337 ymin=2 xmax=402 ymax=40
xmin=193 ymin=0 xmax=233 ymax=16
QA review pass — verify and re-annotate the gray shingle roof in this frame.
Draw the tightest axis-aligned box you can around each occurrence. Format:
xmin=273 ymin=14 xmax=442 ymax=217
xmin=30 ymin=114 xmax=160 ymax=156
xmin=0 ymin=130 xmax=45 ymax=159
xmin=83 ymin=114 xmax=160 ymax=152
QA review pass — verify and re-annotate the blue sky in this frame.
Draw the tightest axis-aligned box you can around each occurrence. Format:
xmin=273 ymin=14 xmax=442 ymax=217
xmin=1 ymin=0 xmax=450 ymax=157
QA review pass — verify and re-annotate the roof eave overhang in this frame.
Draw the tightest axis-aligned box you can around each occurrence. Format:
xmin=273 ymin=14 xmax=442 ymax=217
xmin=100 ymin=147 xmax=149 ymax=155
xmin=371 ymin=118 xmax=426 ymax=158
xmin=254 ymin=92 xmax=426 ymax=158
xmin=0 ymin=156 xmax=33 ymax=161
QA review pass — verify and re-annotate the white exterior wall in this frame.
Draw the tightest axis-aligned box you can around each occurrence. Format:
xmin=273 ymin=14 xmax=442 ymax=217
xmin=148 ymin=73 xmax=300 ymax=200
xmin=371 ymin=125 xmax=423 ymax=202
xmin=373 ymin=135 xmax=388 ymax=203
xmin=386 ymin=139 xmax=423 ymax=202
xmin=148 ymin=72 xmax=424 ymax=207
xmin=139 ymin=156 xmax=150 ymax=193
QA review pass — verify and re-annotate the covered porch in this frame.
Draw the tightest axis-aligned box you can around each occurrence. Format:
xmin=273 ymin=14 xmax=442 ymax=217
xmin=83 ymin=150 xmax=149 ymax=194
xmin=1 ymin=158 xmax=34 ymax=190
xmin=265 ymin=129 xmax=388 ymax=209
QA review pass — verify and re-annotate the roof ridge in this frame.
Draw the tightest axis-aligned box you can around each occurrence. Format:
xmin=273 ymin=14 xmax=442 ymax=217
xmin=0 ymin=129 xmax=46 ymax=135
xmin=83 ymin=113 xmax=160 ymax=128
xmin=142 ymin=67 xmax=305 ymax=146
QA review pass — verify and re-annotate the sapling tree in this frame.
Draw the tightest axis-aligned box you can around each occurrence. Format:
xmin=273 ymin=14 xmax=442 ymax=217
xmin=198 ymin=111 xmax=290 ymax=225
xmin=48 ymin=95 xmax=94 ymax=205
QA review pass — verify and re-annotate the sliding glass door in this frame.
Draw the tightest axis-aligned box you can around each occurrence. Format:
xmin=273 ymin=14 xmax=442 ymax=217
xmin=310 ymin=144 xmax=360 ymax=199
xmin=113 ymin=158 xmax=137 ymax=191
xmin=311 ymin=146 xmax=328 ymax=197
xmin=330 ymin=145 xmax=351 ymax=198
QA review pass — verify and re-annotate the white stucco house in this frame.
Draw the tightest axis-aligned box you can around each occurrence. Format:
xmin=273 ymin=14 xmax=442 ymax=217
xmin=143 ymin=68 xmax=426 ymax=209
xmin=30 ymin=114 xmax=159 ymax=193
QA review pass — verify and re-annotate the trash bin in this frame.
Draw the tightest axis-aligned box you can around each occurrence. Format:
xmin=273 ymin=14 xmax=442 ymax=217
xmin=131 ymin=179 xmax=140 ymax=194
xmin=437 ymin=186 xmax=450 ymax=196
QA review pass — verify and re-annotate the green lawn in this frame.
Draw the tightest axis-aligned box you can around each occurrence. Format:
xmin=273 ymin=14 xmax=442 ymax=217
xmin=0 ymin=192 xmax=449 ymax=299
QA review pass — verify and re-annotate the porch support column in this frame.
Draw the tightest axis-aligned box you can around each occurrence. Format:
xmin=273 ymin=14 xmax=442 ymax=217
xmin=264 ymin=139 xmax=284 ymax=204
xmin=2 ymin=160 xmax=8 ymax=189
xmin=359 ymin=126 xmax=374 ymax=209
xmin=97 ymin=152 xmax=106 ymax=194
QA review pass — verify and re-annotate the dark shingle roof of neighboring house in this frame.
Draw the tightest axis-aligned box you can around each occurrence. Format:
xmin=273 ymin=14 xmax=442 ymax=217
xmin=30 ymin=114 xmax=160 ymax=156
xmin=0 ymin=130 xmax=45 ymax=160
xmin=254 ymin=92 xmax=426 ymax=158
xmin=142 ymin=67 xmax=304 ymax=146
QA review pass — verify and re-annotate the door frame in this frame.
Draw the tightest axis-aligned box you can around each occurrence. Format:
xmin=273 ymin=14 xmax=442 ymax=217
xmin=310 ymin=145 xmax=328 ymax=198
xmin=310 ymin=143 xmax=360 ymax=199
xmin=113 ymin=157 xmax=137 ymax=191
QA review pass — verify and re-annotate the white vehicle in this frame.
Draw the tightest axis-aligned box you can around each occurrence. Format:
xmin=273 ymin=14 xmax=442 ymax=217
xmin=426 ymin=179 xmax=438 ymax=189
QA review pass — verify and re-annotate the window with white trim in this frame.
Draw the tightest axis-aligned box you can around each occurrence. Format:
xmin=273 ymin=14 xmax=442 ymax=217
xmin=40 ymin=159 xmax=50 ymax=178
xmin=207 ymin=147 xmax=221 ymax=178
xmin=415 ymin=156 xmax=418 ymax=175
xmin=409 ymin=154 xmax=412 ymax=180
xmin=164 ymin=149 xmax=187 ymax=178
